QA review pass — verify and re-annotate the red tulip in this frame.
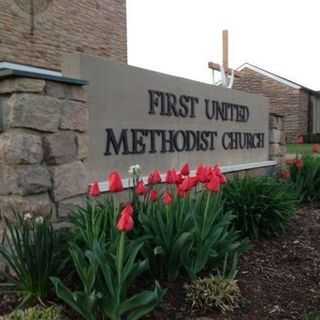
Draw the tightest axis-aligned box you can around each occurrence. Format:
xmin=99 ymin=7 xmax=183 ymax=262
xmin=219 ymin=174 xmax=227 ymax=185
xmin=206 ymin=175 xmax=221 ymax=192
xmin=165 ymin=169 xmax=179 ymax=184
xmin=88 ymin=181 xmax=101 ymax=197
xmin=163 ymin=191 xmax=173 ymax=205
xmin=280 ymin=170 xmax=290 ymax=180
xmin=295 ymin=159 xmax=303 ymax=170
xmin=212 ymin=166 xmax=227 ymax=185
xmin=135 ymin=180 xmax=146 ymax=195
xmin=312 ymin=144 xmax=320 ymax=154
xmin=108 ymin=171 xmax=124 ymax=193
xmin=176 ymin=173 xmax=184 ymax=185
xmin=117 ymin=204 xmax=134 ymax=232
xmin=150 ymin=190 xmax=158 ymax=202
xmin=121 ymin=203 xmax=134 ymax=216
xmin=148 ymin=170 xmax=161 ymax=184
xmin=189 ymin=176 xmax=199 ymax=188
xmin=196 ymin=165 xmax=210 ymax=183
xmin=180 ymin=163 xmax=190 ymax=176
xmin=179 ymin=177 xmax=194 ymax=192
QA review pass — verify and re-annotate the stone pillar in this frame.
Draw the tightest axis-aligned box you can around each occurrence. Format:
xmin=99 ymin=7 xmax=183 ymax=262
xmin=269 ymin=113 xmax=286 ymax=162
xmin=0 ymin=74 xmax=89 ymax=235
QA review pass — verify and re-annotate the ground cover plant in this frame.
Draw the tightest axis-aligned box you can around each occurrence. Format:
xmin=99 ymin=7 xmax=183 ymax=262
xmin=0 ymin=306 xmax=64 ymax=320
xmin=222 ymin=175 xmax=298 ymax=239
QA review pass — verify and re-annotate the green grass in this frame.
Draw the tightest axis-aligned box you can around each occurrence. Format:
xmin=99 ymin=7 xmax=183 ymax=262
xmin=287 ymin=144 xmax=313 ymax=155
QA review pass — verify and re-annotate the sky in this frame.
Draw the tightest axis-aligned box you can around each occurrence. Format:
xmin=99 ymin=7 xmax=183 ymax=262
xmin=127 ymin=0 xmax=320 ymax=91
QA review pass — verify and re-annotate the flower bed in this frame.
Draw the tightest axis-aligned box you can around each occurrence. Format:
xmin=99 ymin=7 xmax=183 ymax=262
xmin=0 ymin=161 xmax=318 ymax=320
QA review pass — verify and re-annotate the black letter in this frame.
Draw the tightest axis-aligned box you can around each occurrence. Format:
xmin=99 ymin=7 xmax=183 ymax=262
xmin=105 ymin=129 xmax=130 ymax=155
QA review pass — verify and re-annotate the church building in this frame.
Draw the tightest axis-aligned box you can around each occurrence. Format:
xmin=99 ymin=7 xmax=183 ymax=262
xmin=233 ymin=63 xmax=320 ymax=143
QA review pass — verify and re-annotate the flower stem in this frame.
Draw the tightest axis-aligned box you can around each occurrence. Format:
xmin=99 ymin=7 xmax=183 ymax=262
xmin=117 ymin=232 xmax=125 ymax=299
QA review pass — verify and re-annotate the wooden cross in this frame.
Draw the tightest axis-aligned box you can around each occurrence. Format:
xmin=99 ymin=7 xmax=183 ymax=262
xmin=208 ymin=30 xmax=241 ymax=86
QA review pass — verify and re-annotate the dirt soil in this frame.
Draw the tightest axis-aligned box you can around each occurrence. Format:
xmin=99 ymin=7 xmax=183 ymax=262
xmin=1 ymin=205 xmax=319 ymax=319
xmin=153 ymin=204 xmax=320 ymax=320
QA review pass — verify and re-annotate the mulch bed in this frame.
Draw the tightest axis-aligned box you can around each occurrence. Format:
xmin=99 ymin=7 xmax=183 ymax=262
xmin=1 ymin=204 xmax=320 ymax=319
xmin=153 ymin=204 xmax=320 ymax=319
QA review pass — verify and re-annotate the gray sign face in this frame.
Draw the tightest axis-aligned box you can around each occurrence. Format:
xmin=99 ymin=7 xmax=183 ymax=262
xmin=63 ymin=55 xmax=269 ymax=182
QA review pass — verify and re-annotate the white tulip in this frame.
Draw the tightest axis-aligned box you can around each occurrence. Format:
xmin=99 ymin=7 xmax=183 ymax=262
xmin=23 ymin=213 xmax=32 ymax=221
xmin=35 ymin=216 xmax=44 ymax=224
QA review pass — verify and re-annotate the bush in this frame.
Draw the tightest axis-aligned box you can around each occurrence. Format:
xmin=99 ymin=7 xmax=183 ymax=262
xmin=0 ymin=306 xmax=64 ymax=320
xmin=0 ymin=213 xmax=67 ymax=307
xmin=223 ymin=176 xmax=298 ymax=240
xmin=286 ymin=155 xmax=320 ymax=203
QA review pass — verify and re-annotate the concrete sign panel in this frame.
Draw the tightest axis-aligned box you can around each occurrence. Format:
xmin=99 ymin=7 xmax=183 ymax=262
xmin=63 ymin=55 xmax=270 ymax=182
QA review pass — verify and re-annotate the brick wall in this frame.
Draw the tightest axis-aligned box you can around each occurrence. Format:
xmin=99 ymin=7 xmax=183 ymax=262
xmin=0 ymin=0 xmax=127 ymax=71
xmin=234 ymin=68 xmax=309 ymax=143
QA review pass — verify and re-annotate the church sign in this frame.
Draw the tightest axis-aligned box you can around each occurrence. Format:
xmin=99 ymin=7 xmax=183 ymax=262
xmin=63 ymin=55 xmax=269 ymax=182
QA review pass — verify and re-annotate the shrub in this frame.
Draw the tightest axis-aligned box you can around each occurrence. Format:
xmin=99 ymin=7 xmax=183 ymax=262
xmin=223 ymin=176 xmax=298 ymax=240
xmin=0 ymin=213 xmax=67 ymax=307
xmin=285 ymin=155 xmax=320 ymax=203
xmin=0 ymin=306 xmax=64 ymax=320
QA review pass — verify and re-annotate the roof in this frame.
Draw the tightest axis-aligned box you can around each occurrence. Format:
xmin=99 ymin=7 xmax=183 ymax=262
xmin=237 ymin=63 xmax=319 ymax=95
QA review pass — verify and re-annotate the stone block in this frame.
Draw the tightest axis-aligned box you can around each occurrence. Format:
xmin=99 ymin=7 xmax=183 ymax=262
xmin=45 ymin=81 xmax=87 ymax=102
xmin=76 ymin=133 xmax=89 ymax=160
xmin=280 ymin=132 xmax=286 ymax=145
xmin=0 ymin=164 xmax=51 ymax=196
xmin=281 ymin=145 xmax=287 ymax=155
xmin=43 ymin=132 xmax=77 ymax=165
xmin=57 ymin=195 xmax=86 ymax=218
xmin=0 ymin=78 xmax=45 ymax=94
xmin=269 ymin=129 xmax=281 ymax=144
xmin=0 ymin=97 xmax=10 ymax=132
xmin=269 ymin=115 xmax=282 ymax=130
xmin=50 ymin=161 xmax=88 ymax=202
xmin=0 ymin=193 xmax=53 ymax=217
xmin=0 ymin=132 xmax=43 ymax=164
xmin=7 ymin=94 xmax=62 ymax=132
xmin=45 ymin=81 xmax=67 ymax=99
xmin=66 ymin=86 xmax=88 ymax=102
xmin=60 ymin=100 xmax=88 ymax=132
xmin=270 ymin=143 xmax=281 ymax=156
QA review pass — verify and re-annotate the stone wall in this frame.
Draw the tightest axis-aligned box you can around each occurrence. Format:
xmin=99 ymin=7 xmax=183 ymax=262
xmin=234 ymin=67 xmax=309 ymax=143
xmin=269 ymin=113 xmax=286 ymax=162
xmin=0 ymin=76 xmax=89 ymax=237
xmin=0 ymin=0 xmax=127 ymax=70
